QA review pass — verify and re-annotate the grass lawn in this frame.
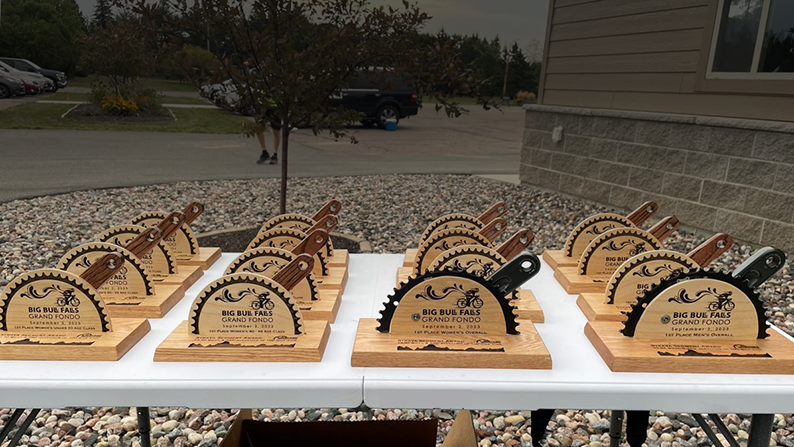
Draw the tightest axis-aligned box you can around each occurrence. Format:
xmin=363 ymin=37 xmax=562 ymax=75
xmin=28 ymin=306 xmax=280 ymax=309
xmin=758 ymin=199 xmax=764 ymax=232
xmin=47 ymin=93 xmax=210 ymax=105
xmin=0 ymin=103 xmax=245 ymax=134
xmin=68 ymin=76 xmax=200 ymax=93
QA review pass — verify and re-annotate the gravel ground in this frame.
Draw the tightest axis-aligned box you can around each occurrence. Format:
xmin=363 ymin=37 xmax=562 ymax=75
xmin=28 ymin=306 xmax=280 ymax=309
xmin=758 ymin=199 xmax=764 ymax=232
xmin=0 ymin=175 xmax=792 ymax=447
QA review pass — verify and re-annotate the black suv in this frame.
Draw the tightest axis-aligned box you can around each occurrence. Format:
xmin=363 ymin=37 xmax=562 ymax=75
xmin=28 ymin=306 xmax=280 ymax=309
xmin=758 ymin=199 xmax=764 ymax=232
xmin=0 ymin=57 xmax=67 ymax=91
xmin=329 ymin=69 xmax=421 ymax=129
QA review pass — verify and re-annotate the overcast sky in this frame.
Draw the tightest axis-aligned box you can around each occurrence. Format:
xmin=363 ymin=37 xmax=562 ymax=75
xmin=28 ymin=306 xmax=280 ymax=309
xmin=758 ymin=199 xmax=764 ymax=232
xmin=74 ymin=0 xmax=550 ymax=47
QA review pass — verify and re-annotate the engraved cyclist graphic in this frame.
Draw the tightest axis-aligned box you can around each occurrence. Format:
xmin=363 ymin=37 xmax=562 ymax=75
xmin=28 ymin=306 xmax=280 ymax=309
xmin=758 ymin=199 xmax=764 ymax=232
xmin=416 ymin=283 xmax=483 ymax=308
xmin=216 ymin=288 xmax=275 ymax=310
xmin=56 ymin=289 xmax=81 ymax=307
xmin=21 ymin=284 xmax=80 ymax=307
xmin=701 ymin=288 xmax=735 ymax=311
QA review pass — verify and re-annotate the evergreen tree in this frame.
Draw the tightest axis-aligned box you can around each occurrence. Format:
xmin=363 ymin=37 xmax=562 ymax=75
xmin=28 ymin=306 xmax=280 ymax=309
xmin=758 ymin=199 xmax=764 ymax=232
xmin=91 ymin=0 xmax=113 ymax=30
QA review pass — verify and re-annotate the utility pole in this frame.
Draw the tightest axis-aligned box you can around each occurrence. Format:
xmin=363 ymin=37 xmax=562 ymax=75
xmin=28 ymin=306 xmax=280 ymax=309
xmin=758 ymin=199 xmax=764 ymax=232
xmin=502 ymin=51 xmax=511 ymax=99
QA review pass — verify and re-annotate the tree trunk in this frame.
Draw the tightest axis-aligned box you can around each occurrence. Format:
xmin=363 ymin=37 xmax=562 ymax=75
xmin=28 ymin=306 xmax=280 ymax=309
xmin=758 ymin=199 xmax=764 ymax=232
xmin=279 ymin=122 xmax=289 ymax=214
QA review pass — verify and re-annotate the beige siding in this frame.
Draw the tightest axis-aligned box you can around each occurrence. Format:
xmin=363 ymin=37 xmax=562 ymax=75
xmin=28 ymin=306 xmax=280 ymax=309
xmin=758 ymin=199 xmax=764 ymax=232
xmin=539 ymin=0 xmax=794 ymax=122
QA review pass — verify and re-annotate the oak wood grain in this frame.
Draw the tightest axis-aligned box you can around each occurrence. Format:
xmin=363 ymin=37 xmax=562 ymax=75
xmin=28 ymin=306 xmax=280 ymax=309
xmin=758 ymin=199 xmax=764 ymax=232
xmin=291 ymin=229 xmax=329 ymax=258
xmin=478 ymin=217 xmax=508 ymax=243
xmin=124 ymin=227 xmax=163 ymax=260
xmin=308 ymin=214 xmax=338 ymax=235
xmin=182 ymin=202 xmax=204 ymax=225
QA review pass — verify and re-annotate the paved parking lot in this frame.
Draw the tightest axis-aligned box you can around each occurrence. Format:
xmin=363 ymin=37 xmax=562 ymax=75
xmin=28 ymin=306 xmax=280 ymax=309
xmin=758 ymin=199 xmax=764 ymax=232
xmin=0 ymin=105 xmax=524 ymax=202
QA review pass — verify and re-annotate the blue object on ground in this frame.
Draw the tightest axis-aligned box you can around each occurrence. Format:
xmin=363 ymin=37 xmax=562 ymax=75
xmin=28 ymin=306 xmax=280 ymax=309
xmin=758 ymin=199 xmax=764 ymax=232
xmin=385 ymin=119 xmax=398 ymax=131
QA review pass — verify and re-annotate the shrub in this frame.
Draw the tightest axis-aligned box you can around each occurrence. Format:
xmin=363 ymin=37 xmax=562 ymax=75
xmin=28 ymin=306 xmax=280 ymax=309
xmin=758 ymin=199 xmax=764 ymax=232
xmin=100 ymin=94 xmax=139 ymax=116
xmin=515 ymin=91 xmax=536 ymax=105
xmin=133 ymin=89 xmax=166 ymax=115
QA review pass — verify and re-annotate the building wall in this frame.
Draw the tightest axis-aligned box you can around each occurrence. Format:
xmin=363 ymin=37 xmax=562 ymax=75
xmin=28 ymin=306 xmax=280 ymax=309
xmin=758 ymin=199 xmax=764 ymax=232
xmin=538 ymin=0 xmax=794 ymax=122
xmin=521 ymin=105 xmax=794 ymax=252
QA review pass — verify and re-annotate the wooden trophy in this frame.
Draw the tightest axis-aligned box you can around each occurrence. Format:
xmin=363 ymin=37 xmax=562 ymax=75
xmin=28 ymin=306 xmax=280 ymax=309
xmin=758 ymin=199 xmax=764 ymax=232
xmin=155 ymin=254 xmax=330 ymax=362
xmin=57 ymin=213 xmax=191 ymax=318
xmin=224 ymin=229 xmax=342 ymax=323
xmin=351 ymin=253 xmax=552 ymax=369
xmin=554 ymin=216 xmax=680 ymax=294
xmin=577 ymin=233 xmax=733 ymax=322
xmin=130 ymin=202 xmax=222 ymax=270
xmin=245 ymin=215 xmax=348 ymax=292
xmin=402 ymin=202 xmax=508 ymax=268
xmin=585 ymin=247 xmax=794 ymax=374
xmin=96 ymin=204 xmax=205 ymax=290
xmin=255 ymin=200 xmax=347 ymax=268
xmin=397 ymin=217 xmax=508 ymax=283
xmin=543 ymin=201 xmax=659 ymax=271
xmin=0 ymin=252 xmax=150 ymax=360
xmin=404 ymin=229 xmax=544 ymax=323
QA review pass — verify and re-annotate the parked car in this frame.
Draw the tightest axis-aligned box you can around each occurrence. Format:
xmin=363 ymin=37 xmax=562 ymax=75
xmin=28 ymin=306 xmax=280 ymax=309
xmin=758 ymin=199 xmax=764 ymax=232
xmin=0 ymin=74 xmax=25 ymax=98
xmin=0 ymin=61 xmax=50 ymax=93
xmin=0 ymin=57 xmax=67 ymax=91
xmin=328 ymin=69 xmax=421 ymax=128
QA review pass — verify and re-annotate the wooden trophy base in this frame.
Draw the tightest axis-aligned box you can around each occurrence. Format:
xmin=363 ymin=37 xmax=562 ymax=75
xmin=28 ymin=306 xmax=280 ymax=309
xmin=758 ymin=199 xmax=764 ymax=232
xmin=577 ymin=293 xmax=629 ymax=322
xmin=328 ymin=249 xmax=349 ymax=268
xmin=159 ymin=264 xmax=204 ymax=290
xmin=0 ymin=319 xmax=151 ymax=361
xmin=403 ymin=249 xmax=418 ymax=267
xmin=513 ymin=290 xmax=545 ymax=323
xmin=178 ymin=247 xmax=222 ymax=270
xmin=351 ymin=318 xmax=552 ymax=369
xmin=396 ymin=266 xmax=414 ymax=284
xmin=105 ymin=283 xmax=185 ymax=319
xmin=297 ymin=290 xmax=342 ymax=323
xmin=542 ymin=250 xmax=575 ymax=271
xmin=317 ymin=266 xmax=349 ymax=291
xmin=154 ymin=320 xmax=330 ymax=362
xmin=554 ymin=267 xmax=606 ymax=294
xmin=585 ymin=321 xmax=794 ymax=374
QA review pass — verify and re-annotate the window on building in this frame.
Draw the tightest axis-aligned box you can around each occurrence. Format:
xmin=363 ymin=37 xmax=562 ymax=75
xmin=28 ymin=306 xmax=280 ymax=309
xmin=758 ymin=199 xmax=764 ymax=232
xmin=709 ymin=0 xmax=794 ymax=78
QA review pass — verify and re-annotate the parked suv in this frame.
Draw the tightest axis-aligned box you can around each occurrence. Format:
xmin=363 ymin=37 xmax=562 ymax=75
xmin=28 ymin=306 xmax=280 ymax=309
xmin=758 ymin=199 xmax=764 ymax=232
xmin=0 ymin=61 xmax=51 ymax=93
xmin=328 ymin=69 xmax=421 ymax=129
xmin=0 ymin=57 xmax=67 ymax=91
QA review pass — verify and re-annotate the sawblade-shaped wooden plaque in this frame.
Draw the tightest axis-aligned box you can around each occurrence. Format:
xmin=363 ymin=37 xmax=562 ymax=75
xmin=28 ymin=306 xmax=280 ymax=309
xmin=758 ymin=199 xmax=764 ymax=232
xmin=352 ymin=254 xmax=550 ymax=369
xmin=413 ymin=221 xmax=504 ymax=276
xmin=57 ymin=243 xmax=184 ymax=318
xmin=225 ymin=248 xmax=341 ymax=322
xmin=0 ymin=261 xmax=150 ymax=360
xmin=96 ymin=225 xmax=176 ymax=280
xmin=246 ymin=228 xmax=329 ymax=277
xmin=155 ymin=255 xmax=330 ymax=362
xmin=578 ymin=227 xmax=663 ymax=279
xmin=131 ymin=211 xmax=199 ymax=262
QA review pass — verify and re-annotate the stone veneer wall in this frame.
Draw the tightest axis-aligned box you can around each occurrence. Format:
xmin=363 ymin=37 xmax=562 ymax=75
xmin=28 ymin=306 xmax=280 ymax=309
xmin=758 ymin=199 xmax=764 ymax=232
xmin=520 ymin=104 xmax=794 ymax=252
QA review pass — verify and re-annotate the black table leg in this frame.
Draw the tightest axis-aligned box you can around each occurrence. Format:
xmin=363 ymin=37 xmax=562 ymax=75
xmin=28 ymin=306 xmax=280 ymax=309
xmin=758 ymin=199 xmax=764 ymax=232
xmin=0 ymin=409 xmax=25 ymax=445
xmin=747 ymin=414 xmax=774 ymax=447
xmin=609 ymin=410 xmax=625 ymax=447
xmin=6 ymin=409 xmax=39 ymax=447
xmin=137 ymin=407 xmax=151 ymax=447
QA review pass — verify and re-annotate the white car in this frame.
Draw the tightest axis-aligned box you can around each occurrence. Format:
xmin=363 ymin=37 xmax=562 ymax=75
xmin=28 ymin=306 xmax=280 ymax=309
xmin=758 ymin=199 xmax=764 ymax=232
xmin=0 ymin=61 xmax=52 ymax=92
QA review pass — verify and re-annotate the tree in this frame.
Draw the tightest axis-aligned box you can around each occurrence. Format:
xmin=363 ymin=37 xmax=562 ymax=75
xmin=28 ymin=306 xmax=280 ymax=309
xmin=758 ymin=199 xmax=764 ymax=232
xmin=91 ymin=0 xmax=114 ymax=30
xmin=0 ymin=0 xmax=85 ymax=74
xmin=116 ymin=0 xmax=493 ymax=214
xmin=82 ymin=17 xmax=154 ymax=96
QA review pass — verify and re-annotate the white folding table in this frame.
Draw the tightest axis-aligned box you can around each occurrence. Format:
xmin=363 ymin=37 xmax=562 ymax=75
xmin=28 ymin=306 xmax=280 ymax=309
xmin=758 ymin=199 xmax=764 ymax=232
xmin=1 ymin=254 xmax=793 ymax=447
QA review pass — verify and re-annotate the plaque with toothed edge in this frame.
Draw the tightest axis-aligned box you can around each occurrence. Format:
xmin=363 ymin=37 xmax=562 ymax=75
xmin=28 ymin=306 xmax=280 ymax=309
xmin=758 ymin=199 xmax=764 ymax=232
xmin=585 ymin=247 xmax=794 ymax=374
xmin=131 ymin=211 xmax=199 ymax=261
xmin=413 ymin=228 xmax=493 ymax=276
xmin=96 ymin=225 xmax=177 ymax=280
xmin=578 ymin=227 xmax=663 ymax=279
xmin=351 ymin=253 xmax=552 ymax=369
xmin=256 ymin=214 xmax=337 ymax=258
xmin=0 ymin=257 xmax=150 ymax=360
xmin=245 ymin=228 xmax=330 ymax=277
xmin=154 ymin=256 xmax=330 ymax=362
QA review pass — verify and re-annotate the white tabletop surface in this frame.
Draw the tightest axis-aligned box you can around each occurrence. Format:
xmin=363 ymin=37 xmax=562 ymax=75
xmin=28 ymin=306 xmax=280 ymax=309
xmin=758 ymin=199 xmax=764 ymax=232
xmin=0 ymin=253 xmax=366 ymax=409
xmin=1 ymin=253 xmax=793 ymax=412
xmin=361 ymin=254 xmax=794 ymax=413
